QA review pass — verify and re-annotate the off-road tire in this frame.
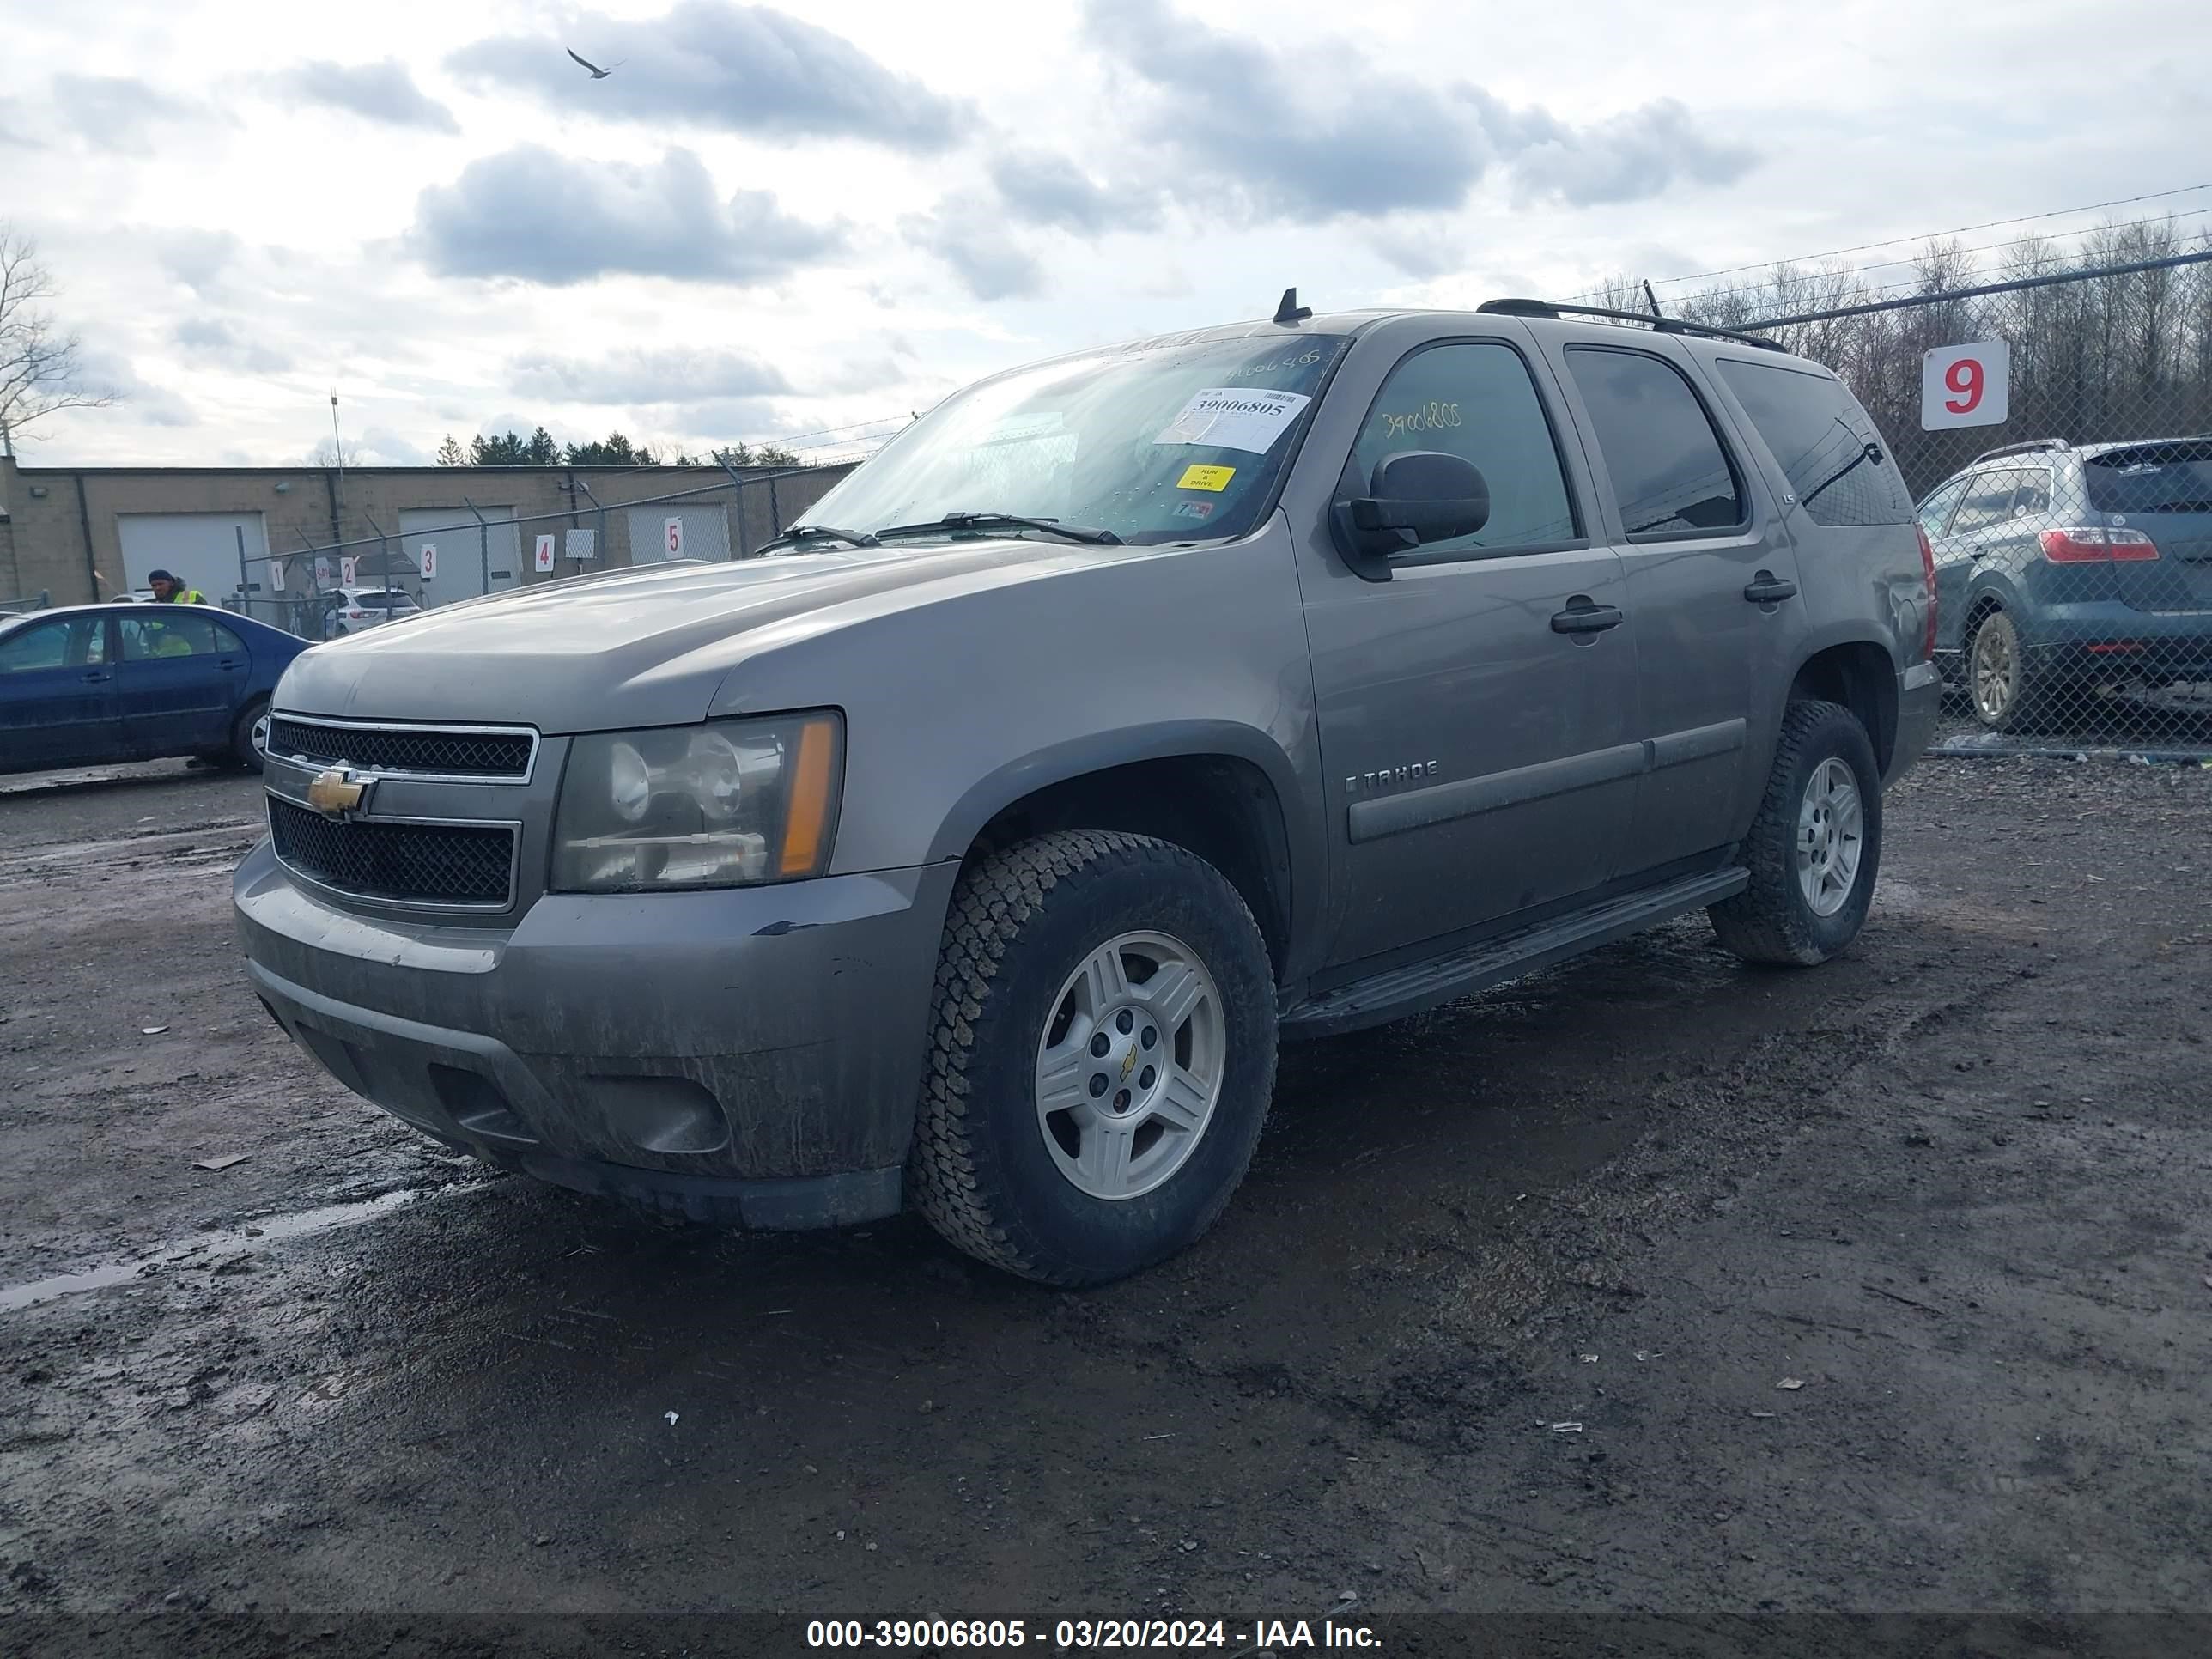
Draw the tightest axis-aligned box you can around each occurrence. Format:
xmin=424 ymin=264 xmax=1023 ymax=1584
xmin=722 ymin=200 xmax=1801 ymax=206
xmin=910 ymin=831 xmax=1277 ymax=1287
xmin=1710 ymin=699 xmax=1881 ymax=967
xmin=230 ymin=696 xmax=270 ymax=773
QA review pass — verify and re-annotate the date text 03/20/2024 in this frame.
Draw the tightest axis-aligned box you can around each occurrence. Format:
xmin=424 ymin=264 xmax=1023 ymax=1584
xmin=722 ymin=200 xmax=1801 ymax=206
xmin=805 ymin=1618 xmax=1382 ymax=1650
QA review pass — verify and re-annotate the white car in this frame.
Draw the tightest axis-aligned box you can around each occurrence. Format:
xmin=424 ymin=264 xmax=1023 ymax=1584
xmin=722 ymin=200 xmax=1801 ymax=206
xmin=320 ymin=586 xmax=422 ymax=638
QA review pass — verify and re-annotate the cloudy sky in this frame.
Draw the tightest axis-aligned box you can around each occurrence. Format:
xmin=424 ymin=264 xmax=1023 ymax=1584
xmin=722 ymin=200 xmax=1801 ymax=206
xmin=6 ymin=0 xmax=2209 ymax=466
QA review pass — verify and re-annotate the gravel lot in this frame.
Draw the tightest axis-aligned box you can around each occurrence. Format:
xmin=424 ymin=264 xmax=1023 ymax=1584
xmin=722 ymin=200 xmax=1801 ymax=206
xmin=1 ymin=751 xmax=2208 ymax=1656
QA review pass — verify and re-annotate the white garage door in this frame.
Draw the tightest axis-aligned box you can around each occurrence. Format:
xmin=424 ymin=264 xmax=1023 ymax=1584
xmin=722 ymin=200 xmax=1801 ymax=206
xmin=625 ymin=505 xmax=731 ymax=565
xmin=117 ymin=513 xmax=270 ymax=606
xmin=398 ymin=507 xmax=521 ymax=610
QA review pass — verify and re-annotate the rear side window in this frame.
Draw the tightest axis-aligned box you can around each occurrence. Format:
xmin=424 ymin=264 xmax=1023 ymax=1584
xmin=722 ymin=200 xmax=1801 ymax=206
xmin=2085 ymin=442 xmax=2212 ymax=514
xmin=119 ymin=613 xmax=239 ymax=661
xmin=1947 ymin=470 xmax=2035 ymax=537
xmin=1351 ymin=341 xmax=1579 ymax=553
xmin=1564 ymin=347 xmax=1744 ymax=538
xmin=1714 ymin=358 xmax=1912 ymax=528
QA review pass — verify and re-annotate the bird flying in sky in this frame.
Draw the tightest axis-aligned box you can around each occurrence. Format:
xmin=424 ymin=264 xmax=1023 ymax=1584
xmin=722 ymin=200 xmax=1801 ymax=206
xmin=566 ymin=48 xmax=623 ymax=79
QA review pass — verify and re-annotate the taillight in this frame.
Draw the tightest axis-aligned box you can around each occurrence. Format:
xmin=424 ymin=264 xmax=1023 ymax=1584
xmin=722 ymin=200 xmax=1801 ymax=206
xmin=1916 ymin=524 xmax=1937 ymax=661
xmin=2039 ymin=527 xmax=2160 ymax=563
xmin=348 ymin=609 xmax=368 ymax=618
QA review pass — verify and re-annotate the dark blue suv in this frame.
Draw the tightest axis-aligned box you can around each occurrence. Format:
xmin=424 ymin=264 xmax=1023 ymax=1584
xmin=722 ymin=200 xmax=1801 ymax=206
xmin=0 ymin=603 xmax=312 ymax=776
xmin=1918 ymin=436 xmax=2212 ymax=730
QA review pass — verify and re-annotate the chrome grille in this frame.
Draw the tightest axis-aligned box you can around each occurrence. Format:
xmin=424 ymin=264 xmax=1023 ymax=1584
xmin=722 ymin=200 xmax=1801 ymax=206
xmin=269 ymin=799 xmax=516 ymax=908
xmin=267 ymin=717 xmax=535 ymax=780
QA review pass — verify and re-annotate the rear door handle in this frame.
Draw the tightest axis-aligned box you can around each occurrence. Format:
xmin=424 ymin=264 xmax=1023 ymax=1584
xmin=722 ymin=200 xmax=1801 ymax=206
xmin=1743 ymin=574 xmax=1798 ymax=604
xmin=82 ymin=671 xmax=112 ymax=684
xmin=216 ymin=658 xmax=243 ymax=671
xmin=1551 ymin=601 xmax=1625 ymax=635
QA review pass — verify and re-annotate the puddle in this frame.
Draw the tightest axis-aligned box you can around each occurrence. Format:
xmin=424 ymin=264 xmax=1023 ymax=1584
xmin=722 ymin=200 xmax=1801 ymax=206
xmin=0 ymin=1187 xmax=453 ymax=1313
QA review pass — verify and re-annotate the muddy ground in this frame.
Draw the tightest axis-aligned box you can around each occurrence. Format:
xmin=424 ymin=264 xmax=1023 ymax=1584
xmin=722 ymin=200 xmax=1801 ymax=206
xmin=1 ymin=750 xmax=2208 ymax=1656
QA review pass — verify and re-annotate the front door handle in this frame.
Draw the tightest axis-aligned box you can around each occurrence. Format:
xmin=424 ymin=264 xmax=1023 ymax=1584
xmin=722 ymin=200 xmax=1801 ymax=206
xmin=1743 ymin=573 xmax=1798 ymax=605
xmin=1551 ymin=600 xmax=1625 ymax=635
xmin=82 ymin=671 xmax=112 ymax=684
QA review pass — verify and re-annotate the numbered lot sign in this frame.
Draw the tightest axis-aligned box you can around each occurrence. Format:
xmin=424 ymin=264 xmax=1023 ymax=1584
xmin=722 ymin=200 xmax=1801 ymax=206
xmin=535 ymin=533 xmax=556 ymax=573
xmin=1922 ymin=342 xmax=2010 ymax=431
xmin=664 ymin=516 xmax=684 ymax=557
xmin=339 ymin=556 xmax=358 ymax=586
xmin=419 ymin=543 xmax=438 ymax=580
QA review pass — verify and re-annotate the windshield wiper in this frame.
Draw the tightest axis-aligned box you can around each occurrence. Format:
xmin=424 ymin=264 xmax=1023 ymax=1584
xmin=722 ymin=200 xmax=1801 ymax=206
xmin=756 ymin=524 xmax=880 ymax=554
xmin=873 ymin=511 xmax=1122 ymax=546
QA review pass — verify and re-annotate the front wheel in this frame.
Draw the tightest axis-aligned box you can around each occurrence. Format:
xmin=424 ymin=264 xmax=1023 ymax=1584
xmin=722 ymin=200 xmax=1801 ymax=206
xmin=910 ymin=831 xmax=1278 ymax=1286
xmin=1710 ymin=699 xmax=1881 ymax=967
xmin=231 ymin=697 xmax=270 ymax=773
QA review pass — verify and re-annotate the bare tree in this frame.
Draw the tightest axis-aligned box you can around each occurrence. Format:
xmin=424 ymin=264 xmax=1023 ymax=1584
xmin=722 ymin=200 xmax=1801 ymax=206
xmin=307 ymin=438 xmax=371 ymax=467
xmin=0 ymin=227 xmax=115 ymax=455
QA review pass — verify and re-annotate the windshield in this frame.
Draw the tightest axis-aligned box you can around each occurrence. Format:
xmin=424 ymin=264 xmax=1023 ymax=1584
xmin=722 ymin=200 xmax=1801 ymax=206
xmin=799 ymin=331 xmax=1352 ymax=546
xmin=2085 ymin=441 xmax=2212 ymax=514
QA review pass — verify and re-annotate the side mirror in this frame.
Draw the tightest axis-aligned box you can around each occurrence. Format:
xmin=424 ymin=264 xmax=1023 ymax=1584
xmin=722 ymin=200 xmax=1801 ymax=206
xmin=1332 ymin=451 xmax=1491 ymax=580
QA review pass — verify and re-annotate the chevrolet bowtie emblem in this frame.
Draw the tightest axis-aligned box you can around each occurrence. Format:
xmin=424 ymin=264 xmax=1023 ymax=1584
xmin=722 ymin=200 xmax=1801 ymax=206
xmin=306 ymin=767 xmax=369 ymax=820
xmin=1121 ymin=1048 xmax=1139 ymax=1082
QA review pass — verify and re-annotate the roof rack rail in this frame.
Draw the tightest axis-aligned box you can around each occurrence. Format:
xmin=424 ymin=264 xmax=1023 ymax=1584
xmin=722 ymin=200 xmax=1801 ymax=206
xmin=1475 ymin=298 xmax=1788 ymax=353
xmin=1968 ymin=438 xmax=2070 ymax=465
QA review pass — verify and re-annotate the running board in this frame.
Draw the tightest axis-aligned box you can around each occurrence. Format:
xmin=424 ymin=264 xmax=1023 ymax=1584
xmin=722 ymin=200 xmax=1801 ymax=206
xmin=1279 ymin=867 xmax=1749 ymax=1039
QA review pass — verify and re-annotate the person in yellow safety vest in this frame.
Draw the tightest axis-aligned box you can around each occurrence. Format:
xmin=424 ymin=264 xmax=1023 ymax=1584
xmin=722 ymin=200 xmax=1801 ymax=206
xmin=145 ymin=569 xmax=208 ymax=605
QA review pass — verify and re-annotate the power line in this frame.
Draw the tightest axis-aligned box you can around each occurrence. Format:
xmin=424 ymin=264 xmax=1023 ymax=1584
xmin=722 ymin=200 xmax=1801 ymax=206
xmin=1650 ymin=209 xmax=2212 ymax=314
xmin=1609 ymin=183 xmax=2212 ymax=298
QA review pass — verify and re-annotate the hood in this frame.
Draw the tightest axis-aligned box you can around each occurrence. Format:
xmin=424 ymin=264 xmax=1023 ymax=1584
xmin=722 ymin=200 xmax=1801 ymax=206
xmin=272 ymin=538 xmax=1115 ymax=730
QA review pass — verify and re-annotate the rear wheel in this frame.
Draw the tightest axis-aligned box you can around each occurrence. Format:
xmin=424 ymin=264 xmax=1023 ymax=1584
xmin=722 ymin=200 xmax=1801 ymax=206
xmin=231 ymin=697 xmax=270 ymax=773
xmin=1710 ymin=699 xmax=1881 ymax=967
xmin=1967 ymin=609 xmax=2046 ymax=732
xmin=910 ymin=831 xmax=1277 ymax=1287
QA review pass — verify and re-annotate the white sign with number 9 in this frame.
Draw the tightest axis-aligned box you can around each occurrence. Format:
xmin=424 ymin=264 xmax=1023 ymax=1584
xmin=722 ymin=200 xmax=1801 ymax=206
xmin=1921 ymin=341 xmax=2010 ymax=431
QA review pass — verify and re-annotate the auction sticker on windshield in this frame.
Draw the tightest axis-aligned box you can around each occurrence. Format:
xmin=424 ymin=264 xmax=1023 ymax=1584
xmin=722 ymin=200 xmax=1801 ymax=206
xmin=1155 ymin=388 xmax=1311 ymax=454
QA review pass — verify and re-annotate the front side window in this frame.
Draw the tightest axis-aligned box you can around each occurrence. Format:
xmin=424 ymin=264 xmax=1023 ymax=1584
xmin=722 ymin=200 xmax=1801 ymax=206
xmin=1564 ymin=347 xmax=1745 ymax=538
xmin=119 ymin=613 xmax=235 ymax=661
xmin=1348 ymin=341 xmax=1578 ymax=555
xmin=0 ymin=617 xmax=105 ymax=674
xmin=796 ymin=332 xmax=1352 ymax=547
xmin=1713 ymin=357 xmax=1911 ymax=529
xmin=1916 ymin=477 xmax=1971 ymax=539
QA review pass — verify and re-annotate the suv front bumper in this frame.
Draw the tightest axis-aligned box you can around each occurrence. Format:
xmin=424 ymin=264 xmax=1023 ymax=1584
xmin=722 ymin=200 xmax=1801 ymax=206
xmin=234 ymin=841 xmax=958 ymax=1226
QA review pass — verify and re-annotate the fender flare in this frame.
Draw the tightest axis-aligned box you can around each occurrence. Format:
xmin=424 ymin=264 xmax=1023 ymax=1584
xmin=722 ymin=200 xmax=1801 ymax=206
xmin=923 ymin=720 xmax=1322 ymax=963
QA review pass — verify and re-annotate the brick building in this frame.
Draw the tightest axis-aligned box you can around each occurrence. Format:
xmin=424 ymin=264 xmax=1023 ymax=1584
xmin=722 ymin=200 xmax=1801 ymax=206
xmin=0 ymin=456 xmax=851 ymax=618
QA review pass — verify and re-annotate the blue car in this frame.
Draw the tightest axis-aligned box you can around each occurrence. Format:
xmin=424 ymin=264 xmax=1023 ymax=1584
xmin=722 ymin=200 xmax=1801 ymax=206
xmin=1918 ymin=435 xmax=2212 ymax=730
xmin=0 ymin=604 xmax=313 ymax=776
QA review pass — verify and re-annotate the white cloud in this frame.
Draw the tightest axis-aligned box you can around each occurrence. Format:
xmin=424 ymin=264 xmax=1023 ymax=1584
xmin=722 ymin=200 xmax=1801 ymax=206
xmin=3 ymin=0 xmax=2207 ymax=467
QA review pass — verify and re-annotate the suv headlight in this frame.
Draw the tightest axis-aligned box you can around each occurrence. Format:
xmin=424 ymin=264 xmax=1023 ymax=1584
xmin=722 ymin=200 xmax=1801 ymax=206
xmin=550 ymin=712 xmax=843 ymax=892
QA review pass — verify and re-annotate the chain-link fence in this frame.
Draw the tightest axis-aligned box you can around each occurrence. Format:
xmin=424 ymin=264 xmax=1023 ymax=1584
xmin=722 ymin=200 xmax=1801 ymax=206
xmin=1711 ymin=240 xmax=2212 ymax=750
xmin=229 ymin=461 xmax=854 ymax=637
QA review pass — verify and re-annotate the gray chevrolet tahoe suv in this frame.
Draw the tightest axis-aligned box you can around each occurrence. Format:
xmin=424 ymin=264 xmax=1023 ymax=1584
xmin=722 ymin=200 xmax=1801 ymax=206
xmin=235 ymin=295 xmax=1940 ymax=1285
